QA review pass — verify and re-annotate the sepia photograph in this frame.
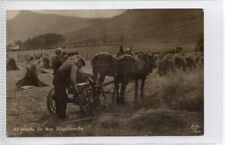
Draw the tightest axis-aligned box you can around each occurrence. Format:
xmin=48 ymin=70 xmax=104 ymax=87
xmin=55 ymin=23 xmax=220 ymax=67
xmin=6 ymin=9 xmax=204 ymax=137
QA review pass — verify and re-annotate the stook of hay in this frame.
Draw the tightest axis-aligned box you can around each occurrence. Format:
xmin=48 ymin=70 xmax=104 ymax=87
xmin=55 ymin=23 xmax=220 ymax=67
xmin=7 ymin=58 xmax=19 ymax=71
xmin=42 ymin=56 xmax=51 ymax=69
xmin=16 ymin=64 xmax=47 ymax=87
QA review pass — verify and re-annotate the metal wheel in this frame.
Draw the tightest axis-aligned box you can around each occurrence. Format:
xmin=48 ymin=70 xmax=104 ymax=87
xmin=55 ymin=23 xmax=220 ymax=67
xmin=79 ymin=86 xmax=94 ymax=115
xmin=94 ymin=84 xmax=106 ymax=107
xmin=47 ymin=88 xmax=56 ymax=114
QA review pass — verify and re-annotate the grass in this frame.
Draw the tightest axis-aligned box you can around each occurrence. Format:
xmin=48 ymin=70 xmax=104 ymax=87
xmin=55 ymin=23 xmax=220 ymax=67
xmin=6 ymin=48 xmax=204 ymax=137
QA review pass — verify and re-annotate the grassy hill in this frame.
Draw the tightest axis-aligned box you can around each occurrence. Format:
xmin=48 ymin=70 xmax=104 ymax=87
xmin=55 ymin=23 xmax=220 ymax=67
xmin=63 ymin=9 xmax=203 ymax=51
xmin=7 ymin=10 xmax=103 ymax=43
xmin=7 ymin=9 xmax=204 ymax=52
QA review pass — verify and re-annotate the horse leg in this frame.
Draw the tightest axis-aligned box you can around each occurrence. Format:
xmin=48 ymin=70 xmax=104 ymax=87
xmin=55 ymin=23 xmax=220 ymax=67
xmin=92 ymin=67 xmax=98 ymax=84
xmin=99 ymin=75 xmax=105 ymax=83
xmin=140 ymin=76 xmax=146 ymax=100
xmin=134 ymin=79 xmax=138 ymax=103
xmin=121 ymin=80 xmax=128 ymax=104
xmin=113 ymin=78 xmax=119 ymax=104
xmin=116 ymin=80 xmax=122 ymax=104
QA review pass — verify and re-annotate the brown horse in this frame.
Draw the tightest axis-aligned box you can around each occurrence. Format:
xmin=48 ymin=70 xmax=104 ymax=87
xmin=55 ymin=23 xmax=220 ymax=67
xmin=91 ymin=52 xmax=117 ymax=83
xmin=91 ymin=50 xmax=135 ymax=84
xmin=115 ymin=53 xmax=156 ymax=104
xmin=91 ymin=52 xmax=118 ymax=102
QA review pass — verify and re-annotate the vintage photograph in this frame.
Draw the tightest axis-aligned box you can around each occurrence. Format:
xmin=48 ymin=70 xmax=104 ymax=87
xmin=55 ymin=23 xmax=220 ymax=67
xmin=6 ymin=9 xmax=204 ymax=137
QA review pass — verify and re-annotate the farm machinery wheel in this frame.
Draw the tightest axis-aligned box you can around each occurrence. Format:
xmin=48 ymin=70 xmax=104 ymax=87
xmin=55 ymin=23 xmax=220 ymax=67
xmin=46 ymin=78 xmax=106 ymax=116
xmin=79 ymin=81 xmax=106 ymax=115
xmin=79 ymin=86 xmax=94 ymax=115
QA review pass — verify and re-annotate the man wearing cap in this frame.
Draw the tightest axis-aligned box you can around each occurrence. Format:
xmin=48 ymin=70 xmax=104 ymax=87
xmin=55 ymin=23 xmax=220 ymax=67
xmin=51 ymin=48 xmax=64 ymax=75
xmin=53 ymin=57 xmax=86 ymax=119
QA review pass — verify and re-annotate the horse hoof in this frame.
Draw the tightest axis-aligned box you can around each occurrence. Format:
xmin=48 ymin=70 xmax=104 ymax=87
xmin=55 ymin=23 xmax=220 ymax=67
xmin=116 ymin=99 xmax=126 ymax=105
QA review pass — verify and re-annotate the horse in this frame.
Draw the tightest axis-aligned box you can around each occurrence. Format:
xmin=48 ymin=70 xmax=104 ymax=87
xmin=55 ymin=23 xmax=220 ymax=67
xmin=91 ymin=53 xmax=118 ymax=102
xmin=115 ymin=53 xmax=156 ymax=104
xmin=91 ymin=52 xmax=117 ymax=83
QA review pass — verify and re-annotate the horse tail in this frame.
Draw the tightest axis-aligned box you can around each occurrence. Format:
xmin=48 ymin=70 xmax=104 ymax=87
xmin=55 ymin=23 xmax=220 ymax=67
xmin=91 ymin=55 xmax=99 ymax=84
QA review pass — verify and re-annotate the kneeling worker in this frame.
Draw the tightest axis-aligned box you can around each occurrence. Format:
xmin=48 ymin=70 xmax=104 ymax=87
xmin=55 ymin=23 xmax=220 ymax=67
xmin=53 ymin=56 xmax=86 ymax=119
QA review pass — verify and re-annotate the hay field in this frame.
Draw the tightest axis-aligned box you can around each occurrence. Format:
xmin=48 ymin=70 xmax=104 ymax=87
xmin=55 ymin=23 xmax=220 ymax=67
xmin=7 ymin=47 xmax=203 ymax=137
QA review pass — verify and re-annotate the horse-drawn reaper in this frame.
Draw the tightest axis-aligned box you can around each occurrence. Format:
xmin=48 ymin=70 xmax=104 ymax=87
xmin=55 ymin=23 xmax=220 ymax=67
xmin=47 ymin=76 xmax=107 ymax=116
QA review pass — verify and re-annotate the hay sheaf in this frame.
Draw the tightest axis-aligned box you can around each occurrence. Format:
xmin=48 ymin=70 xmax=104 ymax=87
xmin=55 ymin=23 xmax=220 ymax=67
xmin=7 ymin=58 xmax=19 ymax=71
xmin=16 ymin=64 xmax=47 ymax=87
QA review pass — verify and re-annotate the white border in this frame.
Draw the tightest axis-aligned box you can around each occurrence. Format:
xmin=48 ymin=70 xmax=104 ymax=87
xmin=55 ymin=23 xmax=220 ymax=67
xmin=1 ymin=0 xmax=223 ymax=144
xmin=0 ymin=0 xmax=6 ymax=145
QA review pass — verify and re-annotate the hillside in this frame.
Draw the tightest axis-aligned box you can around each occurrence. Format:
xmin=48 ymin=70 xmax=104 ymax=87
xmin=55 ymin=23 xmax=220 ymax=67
xmin=7 ymin=10 xmax=103 ymax=43
xmin=64 ymin=9 xmax=203 ymax=50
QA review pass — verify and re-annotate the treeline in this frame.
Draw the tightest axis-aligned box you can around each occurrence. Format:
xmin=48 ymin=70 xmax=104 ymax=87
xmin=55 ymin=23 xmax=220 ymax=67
xmin=65 ymin=33 xmax=125 ymax=48
xmin=8 ymin=33 xmax=64 ymax=50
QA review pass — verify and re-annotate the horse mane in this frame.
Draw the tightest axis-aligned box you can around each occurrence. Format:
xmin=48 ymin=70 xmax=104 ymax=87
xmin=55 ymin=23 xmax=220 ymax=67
xmin=93 ymin=52 xmax=117 ymax=59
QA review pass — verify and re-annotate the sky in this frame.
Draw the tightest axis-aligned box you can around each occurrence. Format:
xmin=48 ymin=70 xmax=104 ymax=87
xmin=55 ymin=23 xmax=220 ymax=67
xmin=7 ymin=10 xmax=126 ymax=19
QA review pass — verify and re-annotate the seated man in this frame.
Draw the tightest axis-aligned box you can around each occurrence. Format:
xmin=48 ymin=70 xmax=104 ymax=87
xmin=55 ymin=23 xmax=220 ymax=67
xmin=53 ymin=56 xmax=86 ymax=119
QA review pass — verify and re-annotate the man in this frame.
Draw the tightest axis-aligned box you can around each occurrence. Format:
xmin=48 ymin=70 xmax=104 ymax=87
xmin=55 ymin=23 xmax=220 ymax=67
xmin=53 ymin=56 xmax=86 ymax=119
xmin=51 ymin=48 xmax=64 ymax=75
xmin=116 ymin=45 xmax=124 ymax=57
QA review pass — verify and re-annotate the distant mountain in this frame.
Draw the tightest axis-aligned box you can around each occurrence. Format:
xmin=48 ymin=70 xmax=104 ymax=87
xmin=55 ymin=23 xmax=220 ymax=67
xmin=64 ymin=9 xmax=203 ymax=50
xmin=7 ymin=10 xmax=103 ymax=44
